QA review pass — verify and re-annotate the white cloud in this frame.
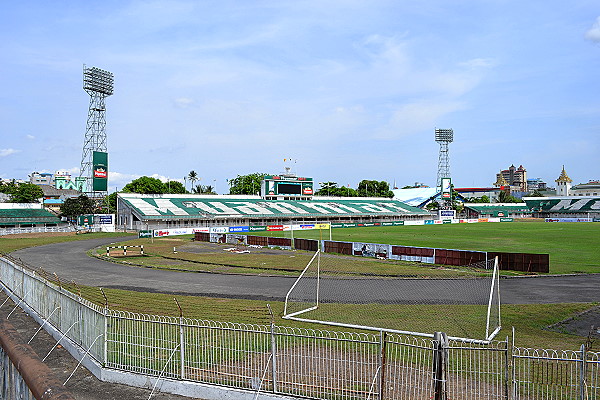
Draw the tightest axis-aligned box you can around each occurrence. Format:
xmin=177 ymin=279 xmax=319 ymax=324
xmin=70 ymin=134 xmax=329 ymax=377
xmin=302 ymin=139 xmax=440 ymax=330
xmin=0 ymin=149 xmax=19 ymax=157
xmin=585 ymin=17 xmax=600 ymax=42
xmin=376 ymin=100 xmax=466 ymax=139
xmin=26 ymin=134 xmax=35 ymax=140
xmin=174 ymin=97 xmax=194 ymax=108
xmin=459 ymin=58 xmax=495 ymax=69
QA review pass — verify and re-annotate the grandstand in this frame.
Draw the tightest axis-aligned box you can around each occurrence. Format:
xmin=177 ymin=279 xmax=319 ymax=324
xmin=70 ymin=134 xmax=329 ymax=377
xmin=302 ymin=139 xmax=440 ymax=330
xmin=524 ymin=197 xmax=600 ymax=219
xmin=0 ymin=203 xmax=66 ymax=235
xmin=116 ymin=193 xmax=431 ymax=231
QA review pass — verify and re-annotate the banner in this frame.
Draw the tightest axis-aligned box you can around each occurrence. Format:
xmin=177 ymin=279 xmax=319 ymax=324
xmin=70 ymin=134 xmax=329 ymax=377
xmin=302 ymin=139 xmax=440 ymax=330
xmin=228 ymin=226 xmax=249 ymax=233
xmin=138 ymin=230 xmax=153 ymax=238
xmin=545 ymin=218 xmax=591 ymax=223
xmin=92 ymin=151 xmax=108 ymax=191
xmin=249 ymin=226 xmax=266 ymax=232
xmin=315 ymin=223 xmax=331 ymax=230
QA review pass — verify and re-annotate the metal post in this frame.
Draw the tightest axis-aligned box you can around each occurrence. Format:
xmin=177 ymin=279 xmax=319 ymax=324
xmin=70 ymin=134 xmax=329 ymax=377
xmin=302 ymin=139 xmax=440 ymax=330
xmin=504 ymin=336 xmax=510 ymax=400
xmin=580 ymin=343 xmax=586 ymax=400
xmin=268 ymin=305 xmax=277 ymax=393
xmin=378 ymin=330 xmax=387 ymax=399
xmin=432 ymin=332 xmax=448 ymax=400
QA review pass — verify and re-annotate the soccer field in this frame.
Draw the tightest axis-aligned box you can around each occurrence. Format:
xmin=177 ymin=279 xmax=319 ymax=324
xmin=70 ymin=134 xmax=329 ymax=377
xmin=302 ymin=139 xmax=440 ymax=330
xmin=263 ymin=221 xmax=600 ymax=274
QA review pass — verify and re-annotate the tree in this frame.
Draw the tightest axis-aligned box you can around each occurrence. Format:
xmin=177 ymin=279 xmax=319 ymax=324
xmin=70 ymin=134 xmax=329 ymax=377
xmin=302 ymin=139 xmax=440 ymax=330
xmin=60 ymin=194 xmax=95 ymax=220
xmin=357 ymin=180 xmax=394 ymax=198
xmin=188 ymin=170 xmax=198 ymax=190
xmin=122 ymin=176 xmax=167 ymax=194
xmin=529 ymin=190 xmax=544 ymax=197
xmin=228 ymin=173 xmax=266 ymax=195
xmin=0 ymin=180 xmax=18 ymax=195
xmin=497 ymin=190 xmax=520 ymax=203
xmin=9 ymin=183 xmax=43 ymax=203
xmin=104 ymin=192 xmax=118 ymax=214
xmin=165 ymin=180 xmax=187 ymax=194
xmin=192 ymin=184 xmax=216 ymax=194
xmin=314 ymin=182 xmax=357 ymax=197
xmin=425 ymin=202 xmax=439 ymax=211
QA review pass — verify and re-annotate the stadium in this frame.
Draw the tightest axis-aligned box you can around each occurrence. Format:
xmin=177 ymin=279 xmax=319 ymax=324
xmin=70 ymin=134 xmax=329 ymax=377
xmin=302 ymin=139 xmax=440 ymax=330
xmin=116 ymin=174 xmax=431 ymax=232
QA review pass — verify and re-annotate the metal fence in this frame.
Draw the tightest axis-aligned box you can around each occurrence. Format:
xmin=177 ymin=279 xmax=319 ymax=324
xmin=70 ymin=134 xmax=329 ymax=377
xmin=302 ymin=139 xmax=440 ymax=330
xmin=0 ymin=345 xmax=35 ymax=400
xmin=0 ymin=225 xmax=75 ymax=236
xmin=0 ymin=255 xmax=598 ymax=400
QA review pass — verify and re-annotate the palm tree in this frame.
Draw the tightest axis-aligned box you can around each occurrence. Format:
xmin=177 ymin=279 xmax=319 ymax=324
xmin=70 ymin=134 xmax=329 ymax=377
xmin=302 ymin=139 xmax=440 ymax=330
xmin=188 ymin=171 xmax=198 ymax=190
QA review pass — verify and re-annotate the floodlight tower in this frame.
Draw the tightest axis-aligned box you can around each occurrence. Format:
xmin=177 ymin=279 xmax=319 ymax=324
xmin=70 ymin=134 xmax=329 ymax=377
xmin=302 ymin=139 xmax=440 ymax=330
xmin=435 ymin=128 xmax=453 ymax=188
xmin=80 ymin=65 xmax=114 ymax=198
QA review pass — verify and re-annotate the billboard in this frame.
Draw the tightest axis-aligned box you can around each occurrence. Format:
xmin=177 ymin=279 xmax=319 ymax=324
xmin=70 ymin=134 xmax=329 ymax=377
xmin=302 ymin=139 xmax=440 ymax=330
xmin=263 ymin=175 xmax=313 ymax=196
xmin=441 ymin=177 xmax=452 ymax=199
xmin=92 ymin=151 xmax=108 ymax=191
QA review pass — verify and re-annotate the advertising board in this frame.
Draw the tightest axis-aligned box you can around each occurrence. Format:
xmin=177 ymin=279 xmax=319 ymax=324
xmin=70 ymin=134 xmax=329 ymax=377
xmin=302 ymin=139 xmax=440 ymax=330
xmin=92 ymin=151 xmax=108 ymax=191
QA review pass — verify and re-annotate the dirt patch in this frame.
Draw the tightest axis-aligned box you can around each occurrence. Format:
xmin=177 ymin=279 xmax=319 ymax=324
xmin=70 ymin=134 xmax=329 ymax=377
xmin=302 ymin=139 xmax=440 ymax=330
xmin=547 ymin=306 xmax=600 ymax=339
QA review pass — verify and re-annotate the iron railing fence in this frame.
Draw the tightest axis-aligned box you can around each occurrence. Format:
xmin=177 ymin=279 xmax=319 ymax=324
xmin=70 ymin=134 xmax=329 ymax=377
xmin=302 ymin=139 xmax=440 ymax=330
xmin=0 ymin=225 xmax=75 ymax=236
xmin=0 ymin=346 xmax=34 ymax=400
xmin=0 ymin=255 xmax=598 ymax=400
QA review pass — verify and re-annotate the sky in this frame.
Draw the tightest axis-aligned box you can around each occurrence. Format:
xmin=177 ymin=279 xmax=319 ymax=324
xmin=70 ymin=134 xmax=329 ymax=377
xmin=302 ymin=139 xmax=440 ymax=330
xmin=1 ymin=1 xmax=599 ymax=193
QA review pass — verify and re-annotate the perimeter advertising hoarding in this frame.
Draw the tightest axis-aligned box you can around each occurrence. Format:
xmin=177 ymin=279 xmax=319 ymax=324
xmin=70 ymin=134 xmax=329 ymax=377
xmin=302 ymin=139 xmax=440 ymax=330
xmin=92 ymin=151 xmax=108 ymax=191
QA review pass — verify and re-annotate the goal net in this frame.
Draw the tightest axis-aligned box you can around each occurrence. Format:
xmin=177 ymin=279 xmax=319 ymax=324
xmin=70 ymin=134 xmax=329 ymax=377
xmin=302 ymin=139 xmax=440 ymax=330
xmin=283 ymin=250 xmax=501 ymax=342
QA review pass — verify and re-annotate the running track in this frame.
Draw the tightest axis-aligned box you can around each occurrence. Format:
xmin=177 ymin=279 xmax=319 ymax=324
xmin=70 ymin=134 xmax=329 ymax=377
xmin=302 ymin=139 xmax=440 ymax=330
xmin=9 ymin=236 xmax=600 ymax=305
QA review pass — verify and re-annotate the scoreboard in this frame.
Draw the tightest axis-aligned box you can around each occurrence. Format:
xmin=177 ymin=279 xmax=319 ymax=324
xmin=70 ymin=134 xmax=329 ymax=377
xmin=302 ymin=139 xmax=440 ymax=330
xmin=262 ymin=175 xmax=314 ymax=198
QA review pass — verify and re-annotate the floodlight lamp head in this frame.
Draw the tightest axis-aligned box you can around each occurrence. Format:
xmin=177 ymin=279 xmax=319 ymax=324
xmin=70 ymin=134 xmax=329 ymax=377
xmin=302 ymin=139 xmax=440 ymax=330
xmin=83 ymin=65 xmax=114 ymax=96
xmin=435 ymin=128 xmax=454 ymax=143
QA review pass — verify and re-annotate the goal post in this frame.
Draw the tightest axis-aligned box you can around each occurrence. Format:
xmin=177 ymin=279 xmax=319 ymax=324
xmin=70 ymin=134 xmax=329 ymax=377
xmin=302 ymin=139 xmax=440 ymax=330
xmin=282 ymin=250 xmax=502 ymax=343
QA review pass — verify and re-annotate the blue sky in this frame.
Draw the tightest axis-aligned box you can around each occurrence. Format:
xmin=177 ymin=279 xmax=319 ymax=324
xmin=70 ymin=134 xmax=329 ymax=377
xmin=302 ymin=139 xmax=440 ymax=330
xmin=1 ymin=1 xmax=599 ymax=193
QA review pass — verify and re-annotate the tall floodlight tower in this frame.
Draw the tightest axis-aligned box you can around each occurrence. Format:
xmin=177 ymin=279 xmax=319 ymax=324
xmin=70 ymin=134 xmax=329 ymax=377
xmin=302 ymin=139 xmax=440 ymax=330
xmin=435 ymin=128 xmax=454 ymax=188
xmin=80 ymin=65 xmax=114 ymax=198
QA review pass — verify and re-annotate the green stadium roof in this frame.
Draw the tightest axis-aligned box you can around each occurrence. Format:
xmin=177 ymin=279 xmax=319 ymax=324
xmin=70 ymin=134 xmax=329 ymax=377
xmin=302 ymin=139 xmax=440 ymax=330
xmin=119 ymin=195 xmax=429 ymax=220
xmin=0 ymin=208 xmax=62 ymax=225
xmin=524 ymin=198 xmax=600 ymax=213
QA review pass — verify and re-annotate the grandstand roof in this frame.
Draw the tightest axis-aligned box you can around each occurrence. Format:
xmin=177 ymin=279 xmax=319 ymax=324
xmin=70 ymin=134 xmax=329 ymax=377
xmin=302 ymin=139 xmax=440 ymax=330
xmin=118 ymin=194 xmax=429 ymax=220
xmin=0 ymin=208 xmax=61 ymax=225
xmin=391 ymin=188 xmax=439 ymax=207
xmin=523 ymin=197 xmax=600 ymax=213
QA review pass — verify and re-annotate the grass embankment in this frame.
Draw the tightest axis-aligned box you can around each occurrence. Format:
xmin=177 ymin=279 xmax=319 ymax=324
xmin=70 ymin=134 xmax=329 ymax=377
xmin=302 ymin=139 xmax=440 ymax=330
xmin=254 ymin=221 xmax=600 ymax=274
xmin=0 ymin=231 xmax=134 ymax=254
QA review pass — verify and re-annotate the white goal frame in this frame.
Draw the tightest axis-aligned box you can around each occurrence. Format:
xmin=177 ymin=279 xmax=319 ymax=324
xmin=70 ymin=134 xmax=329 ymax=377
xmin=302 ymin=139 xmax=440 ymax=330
xmin=283 ymin=252 xmax=501 ymax=344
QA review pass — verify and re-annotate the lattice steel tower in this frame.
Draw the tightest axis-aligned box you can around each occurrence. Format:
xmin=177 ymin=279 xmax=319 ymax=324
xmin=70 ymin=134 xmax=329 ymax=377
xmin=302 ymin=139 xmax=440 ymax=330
xmin=435 ymin=128 xmax=453 ymax=188
xmin=80 ymin=65 xmax=114 ymax=198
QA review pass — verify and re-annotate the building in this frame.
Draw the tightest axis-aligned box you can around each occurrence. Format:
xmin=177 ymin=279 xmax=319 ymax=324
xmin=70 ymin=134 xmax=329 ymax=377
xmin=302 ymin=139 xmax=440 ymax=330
xmin=526 ymin=178 xmax=547 ymax=192
xmin=554 ymin=166 xmax=572 ymax=196
xmin=0 ymin=203 xmax=65 ymax=234
xmin=524 ymin=197 xmax=600 ymax=220
xmin=29 ymin=172 xmax=54 ymax=185
xmin=571 ymin=180 xmax=600 ymax=197
xmin=495 ymin=164 xmax=527 ymax=192
xmin=116 ymin=193 xmax=431 ymax=231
